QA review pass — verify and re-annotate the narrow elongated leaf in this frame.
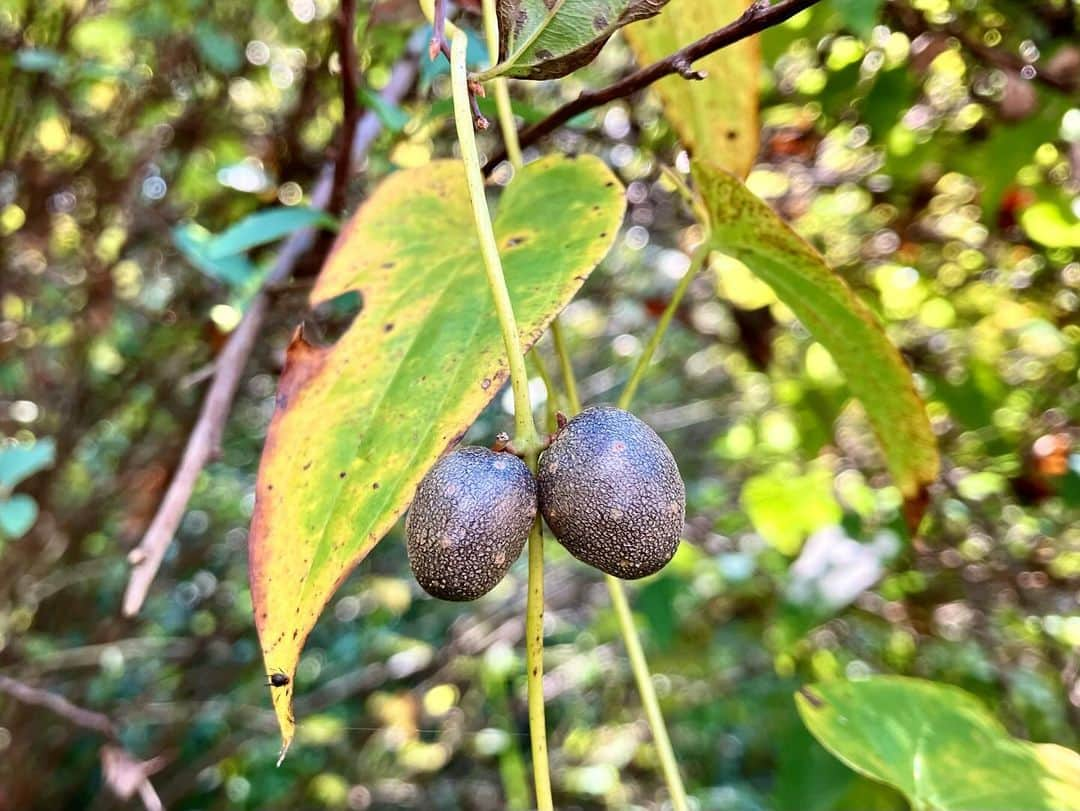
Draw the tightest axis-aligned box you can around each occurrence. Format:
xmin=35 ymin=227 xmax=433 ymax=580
xmin=172 ymin=223 xmax=257 ymax=288
xmin=206 ymin=206 xmax=336 ymax=259
xmin=694 ymin=162 xmax=938 ymax=521
xmin=250 ymin=156 xmax=625 ymax=754
xmin=623 ymin=0 xmax=759 ymax=178
xmin=491 ymin=0 xmax=670 ymax=80
xmin=797 ymin=677 xmax=1080 ymax=811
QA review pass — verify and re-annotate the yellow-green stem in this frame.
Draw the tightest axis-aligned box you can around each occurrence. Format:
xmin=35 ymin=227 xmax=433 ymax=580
xmin=550 ymin=318 xmax=581 ymax=414
xmin=450 ymin=29 xmax=552 ymax=810
xmin=550 ymin=240 xmax=714 ymax=811
xmin=618 ymin=239 xmax=710 ymax=411
xmin=450 ymin=30 xmax=537 ymax=451
xmin=606 ymin=576 xmax=688 ymax=811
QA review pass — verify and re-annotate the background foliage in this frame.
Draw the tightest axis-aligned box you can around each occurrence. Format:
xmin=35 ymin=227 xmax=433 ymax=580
xmin=1 ymin=0 xmax=1079 ymax=808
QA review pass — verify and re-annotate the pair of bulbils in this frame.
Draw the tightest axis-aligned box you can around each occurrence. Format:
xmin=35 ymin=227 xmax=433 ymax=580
xmin=405 ymin=406 xmax=686 ymax=601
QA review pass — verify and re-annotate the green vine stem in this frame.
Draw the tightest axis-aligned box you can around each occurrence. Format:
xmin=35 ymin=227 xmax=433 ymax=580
xmin=449 ymin=28 xmax=554 ymax=810
xmin=618 ymin=239 xmax=710 ymax=411
xmin=449 ymin=31 xmax=537 ymax=451
xmin=551 ymin=232 xmax=710 ymax=811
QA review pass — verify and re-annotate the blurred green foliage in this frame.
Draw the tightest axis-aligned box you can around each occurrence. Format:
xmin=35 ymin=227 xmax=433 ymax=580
xmin=0 ymin=0 xmax=1078 ymax=808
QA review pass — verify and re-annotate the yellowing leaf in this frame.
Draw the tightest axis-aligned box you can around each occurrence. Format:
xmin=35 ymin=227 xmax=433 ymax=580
xmin=624 ymin=0 xmax=759 ymax=178
xmin=694 ymin=161 xmax=938 ymax=523
xmin=249 ymin=156 xmax=625 ymax=756
xmin=797 ymin=677 xmax=1080 ymax=811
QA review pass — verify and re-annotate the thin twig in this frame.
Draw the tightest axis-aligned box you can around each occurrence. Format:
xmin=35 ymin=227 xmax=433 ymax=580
xmin=121 ymin=55 xmax=420 ymax=618
xmin=888 ymin=0 xmax=1076 ymax=92
xmin=0 ymin=674 xmax=117 ymax=737
xmin=329 ymin=0 xmax=361 ymax=216
xmin=430 ymin=0 xmax=448 ymax=60
xmin=484 ymin=0 xmax=822 ymax=169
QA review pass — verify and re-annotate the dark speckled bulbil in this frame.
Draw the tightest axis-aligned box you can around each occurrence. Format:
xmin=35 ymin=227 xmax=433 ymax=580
xmin=406 ymin=446 xmax=536 ymax=601
xmin=537 ymin=406 xmax=684 ymax=579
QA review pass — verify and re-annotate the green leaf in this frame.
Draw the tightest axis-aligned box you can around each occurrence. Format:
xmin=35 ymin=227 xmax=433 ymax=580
xmin=172 ymin=223 xmax=258 ymax=288
xmin=741 ymin=466 xmax=841 ymax=555
xmin=797 ymin=677 xmax=1080 ymax=811
xmin=694 ymin=162 xmax=938 ymax=521
xmin=829 ymin=0 xmax=884 ymax=38
xmin=250 ymin=155 xmax=625 ymax=752
xmin=0 ymin=494 xmax=39 ymax=539
xmin=194 ymin=22 xmax=243 ymax=74
xmin=206 ymin=207 xmax=336 ymax=259
xmin=359 ymin=88 xmax=410 ymax=134
xmin=490 ymin=0 xmax=671 ymax=80
xmin=623 ymin=0 xmax=759 ymax=178
xmin=0 ymin=438 xmax=56 ymax=491
xmin=1021 ymin=200 xmax=1080 ymax=248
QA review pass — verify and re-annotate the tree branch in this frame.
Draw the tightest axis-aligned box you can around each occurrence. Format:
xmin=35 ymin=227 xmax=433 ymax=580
xmin=888 ymin=0 xmax=1077 ymax=93
xmin=121 ymin=55 xmax=419 ymax=618
xmin=328 ymin=0 xmax=361 ymax=216
xmin=0 ymin=674 xmax=117 ymax=737
xmin=484 ymin=0 xmax=823 ymax=169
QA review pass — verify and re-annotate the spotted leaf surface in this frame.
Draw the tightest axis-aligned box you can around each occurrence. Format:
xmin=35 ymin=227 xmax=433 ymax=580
xmin=694 ymin=161 xmax=938 ymax=524
xmin=492 ymin=0 xmax=670 ymax=80
xmin=623 ymin=0 xmax=759 ymax=177
xmin=249 ymin=156 xmax=625 ymax=754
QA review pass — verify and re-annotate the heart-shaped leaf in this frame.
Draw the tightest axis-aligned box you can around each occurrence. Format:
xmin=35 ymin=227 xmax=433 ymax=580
xmin=694 ymin=161 xmax=938 ymax=526
xmin=797 ymin=677 xmax=1080 ymax=811
xmin=250 ymin=155 xmax=625 ymax=755
xmin=623 ymin=0 xmax=759 ymax=178
xmin=488 ymin=0 xmax=671 ymax=80
xmin=0 ymin=494 xmax=39 ymax=538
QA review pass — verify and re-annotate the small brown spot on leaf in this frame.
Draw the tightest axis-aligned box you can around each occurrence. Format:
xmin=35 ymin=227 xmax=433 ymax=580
xmin=384 ymin=323 xmax=394 ymax=332
xmin=593 ymin=14 xmax=608 ymax=29
xmin=372 ymin=482 xmax=380 ymax=490
xmin=799 ymin=687 xmax=824 ymax=708
xmin=339 ymin=471 xmax=347 ymax=479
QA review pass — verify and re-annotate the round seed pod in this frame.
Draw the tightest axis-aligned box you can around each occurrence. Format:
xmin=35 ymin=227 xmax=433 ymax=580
xmin=406 ymin=446 xmax=536 ymax=601
xmin=537 ymin=406 xmax=684 ymax=579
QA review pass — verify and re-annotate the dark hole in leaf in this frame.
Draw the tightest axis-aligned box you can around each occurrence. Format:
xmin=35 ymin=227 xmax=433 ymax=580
xmin=307 ymin=289 xmax=362 ymax=345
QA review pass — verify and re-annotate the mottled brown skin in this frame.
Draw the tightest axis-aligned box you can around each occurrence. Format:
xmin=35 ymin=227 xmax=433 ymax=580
xmin=538 ymin=406 xmax=685 ymax=579
xmin=406 ymin=446 xmax=536 ymax=601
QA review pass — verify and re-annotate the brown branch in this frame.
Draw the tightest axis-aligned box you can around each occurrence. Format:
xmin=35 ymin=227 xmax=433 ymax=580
xmin=484 ymin=0 xmax=823 ymax=169
xmin=328 ymin=0 xmax=361 ymax=216
xmin=0 ymin=674 xmax=117 ymax=738
xmin=121 ymin=55 xmax=420 ymax=618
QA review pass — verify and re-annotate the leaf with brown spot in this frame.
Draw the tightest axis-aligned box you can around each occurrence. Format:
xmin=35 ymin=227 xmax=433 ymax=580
xmin=694 ymin=161 xmax=938 ymax=517
xmin=249 ymin=156 xmax=625 ymax=755
xmin=486 ymin=0 xmax=671 ymax=80
xmin=623 ymin=0 xmax=759 ymax=178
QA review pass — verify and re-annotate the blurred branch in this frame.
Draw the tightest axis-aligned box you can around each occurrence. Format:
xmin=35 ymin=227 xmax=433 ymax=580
xmin=888 ymin=0 xmax=1077 ymax=92
xmin=0 ymin=674 xmax=117 ymax=737
xmin=484 ymin=0 xmax=823 ymax=169
xmin=328 ymin=0 xmax=361 ymax=216
xmin=121 ymin=54 xmax=420 ymax=618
